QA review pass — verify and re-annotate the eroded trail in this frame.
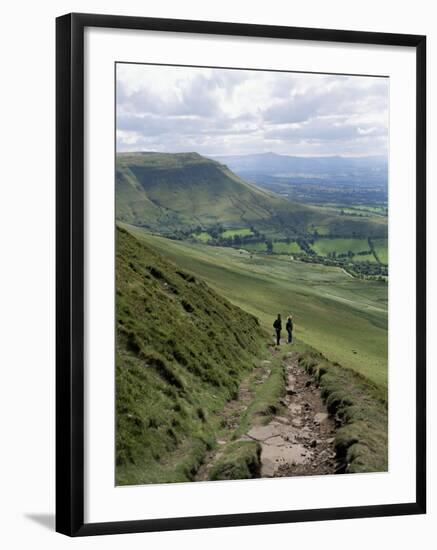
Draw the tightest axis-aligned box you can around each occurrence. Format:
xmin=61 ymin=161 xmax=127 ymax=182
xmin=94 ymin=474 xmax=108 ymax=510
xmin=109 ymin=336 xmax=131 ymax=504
xmin=250 ymin=351 xmax=338 ymax=478
xmin=195 ymin=349 xmax=338 ymax=481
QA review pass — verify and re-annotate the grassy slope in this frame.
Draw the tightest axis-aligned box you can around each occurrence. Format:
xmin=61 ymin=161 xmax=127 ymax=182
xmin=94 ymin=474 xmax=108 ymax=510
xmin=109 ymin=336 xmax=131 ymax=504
xmin=116 ymin=152 xmax=387 ymax=238
xmin=116 ymin=152 xmax=279 ymax=229
xmin=116 ymin=164 xmax=162 ymax=223
xmin=124 ymin=225 xmax=388 ymax=388
xmin=116 ymin=226 xmax=267 ymax=485
xmin=209 ymin=441 xmax=262 ymax=480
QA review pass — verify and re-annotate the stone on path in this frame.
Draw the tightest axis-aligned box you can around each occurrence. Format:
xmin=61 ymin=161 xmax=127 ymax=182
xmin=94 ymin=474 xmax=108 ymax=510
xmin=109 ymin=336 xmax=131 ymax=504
xmin=261 ymin=444 xmax=311 ymax=477
xmin=288 ymin=403 xmax=302 ymax=415
xmin=264 ymin=435 xmax=286 ymax=447
xmin=314 ymin=412 xmax=329 ymax=424
xmin=247 ymin=424 xmax=281 ymax=441
xmin=247 ymin=421 xmax=295 ymax=442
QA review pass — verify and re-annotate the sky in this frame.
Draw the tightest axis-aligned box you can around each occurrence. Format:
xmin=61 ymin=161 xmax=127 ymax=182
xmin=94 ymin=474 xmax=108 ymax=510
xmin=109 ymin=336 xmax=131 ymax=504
xmin=116 ymin=63 xmax=389 ymax=157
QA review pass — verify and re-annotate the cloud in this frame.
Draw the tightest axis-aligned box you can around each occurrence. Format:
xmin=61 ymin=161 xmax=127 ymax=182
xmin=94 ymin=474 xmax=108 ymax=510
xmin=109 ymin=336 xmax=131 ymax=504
xmin=116 ymin=64 xmax=388 ymax=156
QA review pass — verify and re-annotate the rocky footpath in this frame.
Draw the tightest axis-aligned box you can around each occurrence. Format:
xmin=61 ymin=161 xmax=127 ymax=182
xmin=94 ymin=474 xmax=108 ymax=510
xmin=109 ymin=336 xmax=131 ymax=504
xmin=195 ymin=350 xmax=338 ymax=481
xmin=245 ymin=352 xmax=338 ymax=477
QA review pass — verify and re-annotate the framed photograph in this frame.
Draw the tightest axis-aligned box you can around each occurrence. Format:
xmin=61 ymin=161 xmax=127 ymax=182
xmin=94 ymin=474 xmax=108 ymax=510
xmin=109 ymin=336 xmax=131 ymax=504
xmin=56 ymin=13 xmax=426 ymax=536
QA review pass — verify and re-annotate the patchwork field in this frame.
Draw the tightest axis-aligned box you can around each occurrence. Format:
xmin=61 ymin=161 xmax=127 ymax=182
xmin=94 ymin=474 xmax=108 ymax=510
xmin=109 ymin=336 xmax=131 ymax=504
xmin=322 ymin=204 xmax=388 ymax=218
xmin=191 ymin=231 xmax=212 ymax=242
xmin=311 ymin=238 xmax=371 ymax=257
xmin=124 ymin=224 xmax=388 ymax=388
xmin=352 ymin=253 xmax=377 ymax=263
xmin=373 ymin=238 xmax=388 ymax=264
xmin=272 ymin=241 xmax=302 ymax=254
xmin=221 ymin=227 xmax=254 ymax=238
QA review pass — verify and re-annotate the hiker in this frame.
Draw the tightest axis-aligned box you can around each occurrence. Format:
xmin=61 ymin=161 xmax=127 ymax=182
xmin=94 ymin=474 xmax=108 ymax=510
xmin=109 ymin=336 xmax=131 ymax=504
xmin=286 ymin=315 xmax=293 ymax=344
xmin=273 ymin=314 xmax=282 ymax=346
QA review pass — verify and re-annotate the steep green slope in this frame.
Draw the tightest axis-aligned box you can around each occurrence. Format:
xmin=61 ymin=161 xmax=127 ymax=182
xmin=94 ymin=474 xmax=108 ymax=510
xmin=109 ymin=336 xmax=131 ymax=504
xmin=116 ymin=164 xmax=162 ymax=223
xmin=116 ymin=152 xmax=282 ymax=227
xmin=116 ymin=226 xmax=266 ymax=485
xmin=116 ymin=152 xmax=387 ymax=238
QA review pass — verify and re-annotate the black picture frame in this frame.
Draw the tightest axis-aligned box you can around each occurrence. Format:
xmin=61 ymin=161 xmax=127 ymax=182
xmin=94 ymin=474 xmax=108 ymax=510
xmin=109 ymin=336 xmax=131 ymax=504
xmin=56 ymin=12 xmax=426 ymax=537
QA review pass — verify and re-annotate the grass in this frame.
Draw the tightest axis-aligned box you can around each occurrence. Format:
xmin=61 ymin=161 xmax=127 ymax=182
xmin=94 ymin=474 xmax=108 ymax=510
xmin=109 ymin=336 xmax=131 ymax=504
xmin=352 ymin=253 xmax=377 ymax=263
xmin=205 ymin=352 xmax=286 ymax=480
xmin=192 ymin=231 xmax=212 ymax=242
xmin=272 ymin=241 xmax=302 ymax=254
xmin=241 ymin=242 xmax=267 ymax=253
xmin=125 ymin=225 xmax=388 ymax=388
xmin=209 ymin=441 xmax=262 ymax=480
xmin=311 ymin=238 xmax=372 ymax=257
xmin=312 ymin=224 xmax=331 ymax=236
xmin=221 ymin=227 xmax=253 ymax=238
xmin=233 ymin=355 xmax=286 ymax=437
xmin=373 ymin=238 xmax=388 ymax=264
xmin=295 ymin=342 xmax=387 ymax=473
xmin=308 ymin=212 xmax=387 ymax=239
xmin=115 ymin=226 xmax=267 ymax=485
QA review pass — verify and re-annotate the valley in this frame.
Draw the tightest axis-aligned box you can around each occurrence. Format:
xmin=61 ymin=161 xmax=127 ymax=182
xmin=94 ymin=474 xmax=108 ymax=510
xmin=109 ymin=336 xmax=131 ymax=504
xmin=211 ymin=152 xmax=388 ymax=210
xmin=115 ymin=150 xmax=389 ymax=486
xmin=117 ymin=151 xmax=388 ymax=279
xmin=116 ymin=152 xmax=388 ymax=241
xmin=123 ymin=224 xmax=388 ymax=388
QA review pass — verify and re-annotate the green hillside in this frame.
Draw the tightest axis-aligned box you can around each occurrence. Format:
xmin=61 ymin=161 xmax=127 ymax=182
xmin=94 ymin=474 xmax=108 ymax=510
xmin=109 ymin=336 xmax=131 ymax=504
xmin=115 ymin=226 xmax=266 ymax=485
xmin=124 ymin=225 xmax=388 ymax=388
xmin=116 ymin=152 xmax=387 ymax=238
xmin=116 ymin=151 xmax=277 ymax=228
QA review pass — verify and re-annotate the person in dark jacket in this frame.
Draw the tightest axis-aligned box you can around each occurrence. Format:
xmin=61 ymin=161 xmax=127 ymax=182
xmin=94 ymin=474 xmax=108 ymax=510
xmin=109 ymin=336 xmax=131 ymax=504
xmin=273 ymin=314 xmax=282 ymax=346
xmin=286 ymin=315 xmax=293 ymax=344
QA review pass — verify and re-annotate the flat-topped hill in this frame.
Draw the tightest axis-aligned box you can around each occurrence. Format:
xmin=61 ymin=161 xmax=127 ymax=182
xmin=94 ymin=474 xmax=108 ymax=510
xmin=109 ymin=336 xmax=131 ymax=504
xmin=116 ymin=152 xmax=387 ymax=238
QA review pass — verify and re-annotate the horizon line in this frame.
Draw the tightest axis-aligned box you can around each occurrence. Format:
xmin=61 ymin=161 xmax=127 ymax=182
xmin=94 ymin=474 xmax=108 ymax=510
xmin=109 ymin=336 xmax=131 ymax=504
xmin=116 ymin=150 xmax=388 ymax=159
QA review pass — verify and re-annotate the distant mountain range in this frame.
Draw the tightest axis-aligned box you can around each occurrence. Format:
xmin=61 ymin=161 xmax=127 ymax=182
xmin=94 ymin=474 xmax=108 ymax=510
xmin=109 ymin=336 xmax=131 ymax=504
xmin=207 ymin=152 xmax=388 ymax=207
xmin=116 ymin=152 xmax=387 ymax=238
xmin=209 ymin=152 xmax=388 ymax=185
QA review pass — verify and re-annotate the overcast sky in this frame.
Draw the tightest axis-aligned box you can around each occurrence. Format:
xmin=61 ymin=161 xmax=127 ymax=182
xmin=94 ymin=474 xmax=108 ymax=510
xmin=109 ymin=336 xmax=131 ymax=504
xmin=116 ymin=64 xmax=388 ymax=157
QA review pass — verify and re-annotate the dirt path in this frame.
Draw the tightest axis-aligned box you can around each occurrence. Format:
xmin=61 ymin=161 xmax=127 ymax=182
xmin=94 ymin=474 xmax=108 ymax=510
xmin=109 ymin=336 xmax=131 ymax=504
xmin=250 ymin=351 xmax=338 ymax=477
xmin=195 ymin=349 xmax=338 ymax=481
